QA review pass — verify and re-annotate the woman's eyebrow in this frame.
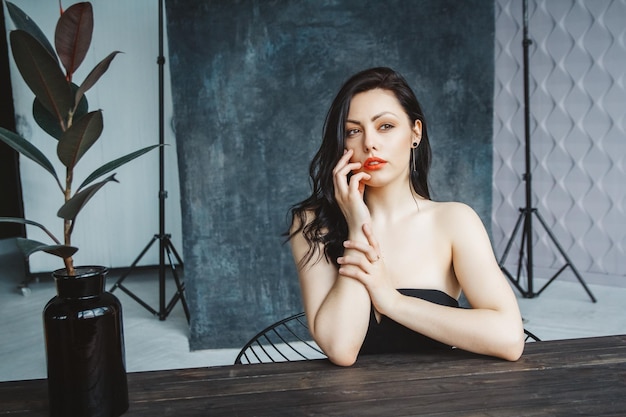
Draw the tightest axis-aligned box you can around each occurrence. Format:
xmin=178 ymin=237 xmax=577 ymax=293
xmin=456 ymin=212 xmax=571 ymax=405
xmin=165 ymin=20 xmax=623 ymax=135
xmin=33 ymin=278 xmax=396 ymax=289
xmin=346 ymin=111 xmax=398 ymax=126
xmin=346 ymin=112 xmax=397 ymax=125
xmin=371 ymin=111 xmax=397 ymax=121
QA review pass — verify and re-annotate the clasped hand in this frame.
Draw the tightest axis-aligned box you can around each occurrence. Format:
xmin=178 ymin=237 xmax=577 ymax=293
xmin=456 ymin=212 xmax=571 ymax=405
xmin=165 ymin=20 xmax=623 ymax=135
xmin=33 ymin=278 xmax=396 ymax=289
xmin=337 ymin=223 xmax=398 ymax=313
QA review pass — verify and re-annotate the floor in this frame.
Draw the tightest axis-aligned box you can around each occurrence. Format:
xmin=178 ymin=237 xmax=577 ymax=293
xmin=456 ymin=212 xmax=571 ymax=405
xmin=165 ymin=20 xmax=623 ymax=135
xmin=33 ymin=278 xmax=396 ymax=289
xmin=0 ymin=238 xmax=238 ymax=383
xmin=1 ymin=237 xmax=625 ymax=382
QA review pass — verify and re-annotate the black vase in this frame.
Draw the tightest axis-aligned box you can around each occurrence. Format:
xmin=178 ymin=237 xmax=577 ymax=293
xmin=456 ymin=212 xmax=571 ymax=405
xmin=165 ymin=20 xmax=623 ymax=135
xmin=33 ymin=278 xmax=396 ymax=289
xmin=43 ymin=266 xmax=129 ymax=417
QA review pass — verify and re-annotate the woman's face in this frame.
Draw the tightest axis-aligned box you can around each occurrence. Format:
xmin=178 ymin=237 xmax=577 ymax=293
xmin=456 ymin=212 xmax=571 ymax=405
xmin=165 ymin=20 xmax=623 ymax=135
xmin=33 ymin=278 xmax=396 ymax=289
xmin=344 ymin=88 xmax=421 ymax=187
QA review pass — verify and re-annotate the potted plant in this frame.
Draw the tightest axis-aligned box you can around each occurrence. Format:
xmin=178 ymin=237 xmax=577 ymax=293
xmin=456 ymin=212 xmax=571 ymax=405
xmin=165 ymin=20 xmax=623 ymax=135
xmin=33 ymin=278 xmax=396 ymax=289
xmin=0 ymin=2 xmax=159 ymax=416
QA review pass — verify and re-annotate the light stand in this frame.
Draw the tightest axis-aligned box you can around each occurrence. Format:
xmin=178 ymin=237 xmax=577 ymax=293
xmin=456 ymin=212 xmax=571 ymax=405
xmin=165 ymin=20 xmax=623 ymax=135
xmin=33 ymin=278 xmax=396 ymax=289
xmin=110 ymin=0 xmax=189 ymax=320
xmin=498 ymin=0 xmax=595 ymax=303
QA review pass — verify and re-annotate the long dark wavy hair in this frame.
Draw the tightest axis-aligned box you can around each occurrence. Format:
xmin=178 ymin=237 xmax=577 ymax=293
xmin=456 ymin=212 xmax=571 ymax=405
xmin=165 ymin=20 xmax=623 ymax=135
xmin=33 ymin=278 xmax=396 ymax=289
xmin=287 ymin=67 xmax=432 ymax=267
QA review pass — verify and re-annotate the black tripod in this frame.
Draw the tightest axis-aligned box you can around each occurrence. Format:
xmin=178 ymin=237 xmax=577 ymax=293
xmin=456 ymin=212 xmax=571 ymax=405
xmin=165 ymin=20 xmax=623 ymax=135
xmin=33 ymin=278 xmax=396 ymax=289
xmin=498 ymin=0 xmax=595 ymax=303
xmin=110 ymin=0 xmax=190 ymax=321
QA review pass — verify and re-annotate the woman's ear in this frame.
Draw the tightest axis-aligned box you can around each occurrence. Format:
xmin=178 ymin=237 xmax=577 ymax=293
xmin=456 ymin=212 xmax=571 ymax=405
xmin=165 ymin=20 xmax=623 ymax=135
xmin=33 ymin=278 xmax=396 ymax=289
xmin=411 ymin=120 xmax=423 ymax=148
xmin=413 ymin=120 xmax=422 ymax=139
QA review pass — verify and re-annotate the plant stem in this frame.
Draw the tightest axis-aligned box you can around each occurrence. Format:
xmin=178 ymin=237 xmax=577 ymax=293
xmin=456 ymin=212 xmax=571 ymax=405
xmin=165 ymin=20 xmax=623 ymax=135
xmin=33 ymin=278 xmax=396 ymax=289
xmin=64 ymin=166 xmax=74 ymax=275
xmin=63 ymin=256 xmax=75 ymax=276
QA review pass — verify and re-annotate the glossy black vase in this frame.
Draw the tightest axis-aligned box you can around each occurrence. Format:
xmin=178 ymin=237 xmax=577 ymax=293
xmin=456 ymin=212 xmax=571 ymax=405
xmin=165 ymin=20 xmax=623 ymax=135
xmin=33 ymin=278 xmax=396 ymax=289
xmin=44 ymin=266 xmax=129 ymax=417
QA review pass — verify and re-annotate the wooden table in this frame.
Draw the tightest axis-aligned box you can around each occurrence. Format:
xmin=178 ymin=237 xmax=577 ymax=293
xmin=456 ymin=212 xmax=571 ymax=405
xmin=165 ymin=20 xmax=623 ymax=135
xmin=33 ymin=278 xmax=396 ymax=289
xmin=2 ymin=334 xmax=625 ymax=416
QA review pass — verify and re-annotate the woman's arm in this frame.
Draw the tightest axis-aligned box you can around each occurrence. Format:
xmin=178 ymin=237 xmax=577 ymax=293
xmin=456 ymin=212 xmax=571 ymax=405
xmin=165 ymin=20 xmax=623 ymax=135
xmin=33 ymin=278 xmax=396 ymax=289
xmin=290 ymin=216 xmax=371 ymax=366
xmin=290 ymin=150 xmax=377 ymax=366
xmin=443 ymin=203 xmax=525 ymax=360
xmin=340 ymin=203 xmax=525 ymax=361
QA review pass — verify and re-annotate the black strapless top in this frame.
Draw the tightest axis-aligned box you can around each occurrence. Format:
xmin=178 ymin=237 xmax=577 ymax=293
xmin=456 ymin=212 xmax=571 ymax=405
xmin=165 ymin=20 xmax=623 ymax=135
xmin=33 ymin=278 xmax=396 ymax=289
xmin=359 ymin=289 xmax=459 ymax=355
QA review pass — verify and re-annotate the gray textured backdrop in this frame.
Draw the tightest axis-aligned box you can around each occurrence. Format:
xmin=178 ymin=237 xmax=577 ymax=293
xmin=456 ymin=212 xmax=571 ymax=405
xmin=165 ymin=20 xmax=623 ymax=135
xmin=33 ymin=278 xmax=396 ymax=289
xmin=165 ymin=0 xmax=494 ymax=350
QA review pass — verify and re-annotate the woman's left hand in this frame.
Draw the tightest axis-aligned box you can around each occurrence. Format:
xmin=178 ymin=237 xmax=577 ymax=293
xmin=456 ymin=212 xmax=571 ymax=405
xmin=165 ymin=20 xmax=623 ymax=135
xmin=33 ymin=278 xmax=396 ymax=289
xmin=337 ymin=224 xmax=399 ymax=314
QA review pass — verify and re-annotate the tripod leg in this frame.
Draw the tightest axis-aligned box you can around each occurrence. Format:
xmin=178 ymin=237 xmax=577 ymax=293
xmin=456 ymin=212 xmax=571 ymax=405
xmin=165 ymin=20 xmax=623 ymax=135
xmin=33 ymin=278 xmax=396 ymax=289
xmin=108 ymin=235 xmax=161 ymax=316
xmin=163 ymin=238 xmax=190 ymax=322
xmin=117 ymin=286 xmax=159 ymax=316
xmin=109 ymin=235 xmax=158 ymax=292
xmin=531 ymin=210 xmax=596 ymax=302
xmin=499 ymin=209 xmax=530 ymax=297
xmin=499 ymin=209 xmax=525 ymax=266
xmin=167 ymin=237 xmax=184 ymax=266
xmin=109 ymin=234 xmax=190 ymax=321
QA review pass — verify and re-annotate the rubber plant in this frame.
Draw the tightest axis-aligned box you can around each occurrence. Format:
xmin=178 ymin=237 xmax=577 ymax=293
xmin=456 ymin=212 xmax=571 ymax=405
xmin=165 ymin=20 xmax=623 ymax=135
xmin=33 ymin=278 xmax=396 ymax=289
xmin=0 ymin=1 xmax=160 ymax=275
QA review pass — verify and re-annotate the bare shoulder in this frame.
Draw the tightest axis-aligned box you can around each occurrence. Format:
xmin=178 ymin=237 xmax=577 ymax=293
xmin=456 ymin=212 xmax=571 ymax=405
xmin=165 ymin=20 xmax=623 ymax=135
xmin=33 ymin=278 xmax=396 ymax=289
xmin=428 ymin=201 xmax=482 ymax=226
xmin=423 ymin=201 xmax=488 ymax=245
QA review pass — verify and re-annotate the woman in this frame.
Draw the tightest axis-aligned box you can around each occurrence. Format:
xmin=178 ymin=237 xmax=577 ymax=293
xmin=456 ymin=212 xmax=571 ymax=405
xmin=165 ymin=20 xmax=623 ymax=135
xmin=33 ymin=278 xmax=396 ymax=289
xmin=287 ymin=67 xmax=524 ymax=366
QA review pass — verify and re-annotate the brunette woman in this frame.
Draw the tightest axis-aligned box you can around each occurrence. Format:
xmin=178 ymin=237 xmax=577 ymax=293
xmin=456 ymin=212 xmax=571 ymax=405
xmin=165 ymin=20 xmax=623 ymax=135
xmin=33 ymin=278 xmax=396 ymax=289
xmin=288 ymin=67 xmax=524 ymax=366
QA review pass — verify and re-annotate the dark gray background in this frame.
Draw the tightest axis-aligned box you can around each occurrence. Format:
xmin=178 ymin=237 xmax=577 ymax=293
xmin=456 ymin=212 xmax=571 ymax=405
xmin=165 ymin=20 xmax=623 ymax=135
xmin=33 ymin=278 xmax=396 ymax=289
xmin=165 ymin=0 xmax=494 ymax=349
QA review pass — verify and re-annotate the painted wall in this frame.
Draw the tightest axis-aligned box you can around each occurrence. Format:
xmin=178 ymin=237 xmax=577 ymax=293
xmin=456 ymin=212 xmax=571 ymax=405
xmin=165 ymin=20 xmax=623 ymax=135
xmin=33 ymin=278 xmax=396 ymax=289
xmin=165 ymin=0 xmax=495 ymax=349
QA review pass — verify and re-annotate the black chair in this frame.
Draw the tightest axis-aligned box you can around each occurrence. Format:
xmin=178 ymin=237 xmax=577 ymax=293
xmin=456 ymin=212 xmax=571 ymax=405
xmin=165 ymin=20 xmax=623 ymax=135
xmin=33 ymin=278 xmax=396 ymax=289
xmin=524 ymin=329 xmax=541 ymax=342
xmin=234 ymin=312 xmax=326 ymax=364
xmin=235 ymin=312 xmax=541 ymax=365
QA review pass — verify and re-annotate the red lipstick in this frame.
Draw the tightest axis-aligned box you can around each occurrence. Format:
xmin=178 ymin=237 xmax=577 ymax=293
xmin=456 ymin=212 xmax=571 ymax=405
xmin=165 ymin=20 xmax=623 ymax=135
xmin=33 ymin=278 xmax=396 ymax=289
xmin=363 ymin=157 xmax=387 ymax=171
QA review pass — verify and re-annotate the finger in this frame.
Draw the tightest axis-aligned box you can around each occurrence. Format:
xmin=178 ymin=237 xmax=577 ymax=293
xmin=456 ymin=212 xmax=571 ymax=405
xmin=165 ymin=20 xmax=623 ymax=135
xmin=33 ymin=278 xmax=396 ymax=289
xmin=343 ymin=239 xmax=379 ymax=263
xmin=337 ymin=264 xmax=368 ymax=283
xmin=335 ymin=170 xmax=366 ymax=204
xmin=362 ymin=223 xmax=381 ymax=256
xmin=337 ymin=254 xmax=370 ymax=269
xmin=333 ymin=158 xmax=362 ymax=191
xmin=335 ymin=150 xmax=365 ymax=177
xmin=344 ymin=224 xmax=379 ymax=263
xmin=348 ymin=172 xmax=370 ymax=192
xmin=333 ymin=149 xmax=355 ymax=174
xmin=343 ymin=239 xmax=372 ymax=254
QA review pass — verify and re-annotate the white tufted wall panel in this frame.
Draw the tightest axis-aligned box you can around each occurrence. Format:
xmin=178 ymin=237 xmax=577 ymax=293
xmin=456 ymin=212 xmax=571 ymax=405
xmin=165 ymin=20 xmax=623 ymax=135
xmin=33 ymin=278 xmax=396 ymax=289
xmin=493 ymin=0 xmax=625 ymax=286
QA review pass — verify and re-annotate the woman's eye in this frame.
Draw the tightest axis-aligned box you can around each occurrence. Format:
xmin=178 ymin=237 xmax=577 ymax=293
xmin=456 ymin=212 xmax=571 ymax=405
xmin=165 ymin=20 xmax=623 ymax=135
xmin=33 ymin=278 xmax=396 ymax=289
xmin=346 ymin=128 xmax=360 ymax=137
xmin=380 ymin=123 xmax=394 ymax=131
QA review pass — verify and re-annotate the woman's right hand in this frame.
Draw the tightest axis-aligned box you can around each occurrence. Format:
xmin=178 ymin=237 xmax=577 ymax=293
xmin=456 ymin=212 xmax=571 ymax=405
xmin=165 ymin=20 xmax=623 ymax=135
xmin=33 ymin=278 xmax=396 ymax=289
xmin=332 ymin=149 xmax=372 ymax=233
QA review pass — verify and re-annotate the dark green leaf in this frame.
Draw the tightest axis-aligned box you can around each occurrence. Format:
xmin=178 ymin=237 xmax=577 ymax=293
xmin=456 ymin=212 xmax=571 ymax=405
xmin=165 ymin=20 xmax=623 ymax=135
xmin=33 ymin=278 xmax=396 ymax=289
xmin=55 ymin=2 xmax=93 ymax=77
xmin=57 ymin=174 xmax=118 ymax=221
xmin=5 ymin=2 xmax=57 ymax=61
xmin=10 ymin=30 xmax=73 ymax=124
xmin=16 ymin=237 xmax=78 ymax=259
xmin=74 ymin=51 xmax=122 ymax=109
xmin=77 ymin=144 xmax=163 ymax=191
xmin=0 ymin=217 xmax=62 ymax=244
xmin=33 ymin=97 xmax=62 ymax=140
xmin=57 ymin=110 xmax=103 ymax=169
xmin=34 ymin=83 xmax=89 ymax=140
xmin=0 ymin=127 xmax=61 ymax=189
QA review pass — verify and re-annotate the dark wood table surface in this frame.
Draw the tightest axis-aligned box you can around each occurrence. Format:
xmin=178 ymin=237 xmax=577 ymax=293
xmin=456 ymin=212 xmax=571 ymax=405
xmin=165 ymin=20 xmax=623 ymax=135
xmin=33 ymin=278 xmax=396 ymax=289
xmin=2 ymin=334 xmax=625 ymax=416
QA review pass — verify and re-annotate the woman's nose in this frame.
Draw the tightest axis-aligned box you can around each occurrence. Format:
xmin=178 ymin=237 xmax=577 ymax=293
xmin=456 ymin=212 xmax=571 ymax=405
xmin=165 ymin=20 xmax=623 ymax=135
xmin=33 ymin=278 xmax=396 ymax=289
xmin=363 ymin=130 xmax=377 ymax=152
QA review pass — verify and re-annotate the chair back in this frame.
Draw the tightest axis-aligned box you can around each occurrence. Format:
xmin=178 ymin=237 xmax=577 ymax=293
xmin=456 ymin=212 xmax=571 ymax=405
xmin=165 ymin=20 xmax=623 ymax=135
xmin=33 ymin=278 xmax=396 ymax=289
xmin=524 ymin=329 xmax=541 ymax=342
xmin=235 ymin=312 xmax=326 ymax=364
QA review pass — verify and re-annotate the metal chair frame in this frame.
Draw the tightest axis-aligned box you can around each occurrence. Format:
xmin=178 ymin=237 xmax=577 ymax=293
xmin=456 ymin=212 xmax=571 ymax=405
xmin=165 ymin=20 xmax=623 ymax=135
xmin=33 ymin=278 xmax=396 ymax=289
xmin=235 ymin=312 xmax=542 ymax=364
xmin=234 ymin=312 xmax=325 ymax=364
xmin=524 ymin=329 xmax=541 ymax=342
